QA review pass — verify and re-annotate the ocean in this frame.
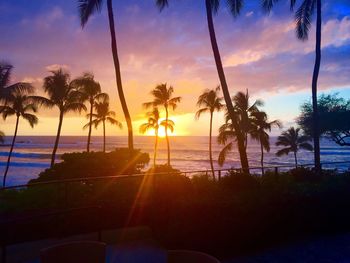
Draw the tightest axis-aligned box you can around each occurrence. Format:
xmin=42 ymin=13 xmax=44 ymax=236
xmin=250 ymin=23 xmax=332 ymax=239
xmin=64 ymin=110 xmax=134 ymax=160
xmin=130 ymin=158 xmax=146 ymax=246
xmin=0 ymin=136 xmax=349 ymax=186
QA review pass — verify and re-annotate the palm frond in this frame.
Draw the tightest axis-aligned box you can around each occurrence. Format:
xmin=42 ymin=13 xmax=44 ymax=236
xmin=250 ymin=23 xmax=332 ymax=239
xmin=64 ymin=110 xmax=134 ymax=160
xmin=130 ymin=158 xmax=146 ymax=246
xmin=195 ymin=108 xmax=209 ymax=120
xmin=299 ymin=142 xmax=313 ymax=151
xmin=276 ymin=147 xmax=292 ymax=157
xmin=106 ymin=117 xmax=123 ymax=129
xmin=63 ymin=102 xmax=87 ymax=114
xmin=78 ymin=0 xmax=104 ymax=27
xmin=156 ymin=0 xmax=168 ymax=11
xmin=22 ymin=113 xmax=38 ymax=128
xmin=295 ymin=0 xmax=315 ymax=41
xmin=226 ymin=0 xmax=244 ymax=18
xmin=218 ymin=142 xmax=233 ymax=166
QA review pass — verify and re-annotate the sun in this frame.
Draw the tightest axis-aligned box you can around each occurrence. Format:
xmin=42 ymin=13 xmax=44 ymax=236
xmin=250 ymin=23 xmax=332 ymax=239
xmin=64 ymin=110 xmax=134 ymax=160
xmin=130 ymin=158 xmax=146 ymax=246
xmin=145 ymin=126 xmax=175 ymax=137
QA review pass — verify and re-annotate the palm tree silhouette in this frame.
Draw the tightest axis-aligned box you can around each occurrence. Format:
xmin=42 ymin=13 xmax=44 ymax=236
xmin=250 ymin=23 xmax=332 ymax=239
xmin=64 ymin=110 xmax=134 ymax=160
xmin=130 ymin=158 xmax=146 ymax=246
xmin=143 ymin=84 xmax=181 ymax=166
xmin=262 ymin=0 xmax=322 ymax=172
xmin=0 ymin=131 xmax=4 ymax=144
xmin=72 ymin=72 xmax=108 ymax=152
xmin=195 ymin=86 xmax=224 ymax=180
xmin=0 ymin=90 xmax=42 ymax=187
xmin=250 ymin=111 xmax=282 ymax=175
xmin=84 ymin=96 xmax=122 ymax=152
xmin=0 ymin=62 xmax=34 ymax=113
xmin=78 ymin=0 xmax=134 ymax=150
xmin=217 ymin=91 xmax=263 ymax=167
xmin=276 ymin=127 xmax=313 ymax=168
xmin=156 ymin=0 xmax=250 ymax=172
xmin=139 ymin=108 xmax=161 ymax=167
xmin=233 ymin=90 xmax=263 ymax=149
xmin=41 ymin=69 xmax=87 ymax=167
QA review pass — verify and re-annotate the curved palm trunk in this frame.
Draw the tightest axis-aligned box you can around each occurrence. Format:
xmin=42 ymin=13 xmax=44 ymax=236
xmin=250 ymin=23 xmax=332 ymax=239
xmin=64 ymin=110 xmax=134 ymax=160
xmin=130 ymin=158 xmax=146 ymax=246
xmin=209 ymin=111 xmax=216 ymax=180
xmin=154 ymin=128 xmax=159 ymax=167
xmin=165 ymin=106 xmax=170 ymax=166
xmin=86 ymin=99 xmax=93 ymax=152
xmin=51 ymin=111 xmax=63 ymax=168
xmin=294 ymin=151 xmax=298 ymax=169
xmin=107 ymin=0 xmax=133 ymax=150
xmin=205 ymin=0 xmax=249 ymax=173
xmin=312 ymin=0 xmax=322 ymax=173
xmin=103 ymin=119 xmax=106 ymax=152
xmin=260 ymin=141 xmax=265 ymax=176
xmin=2 ymin=115 xmax=19 ymax=187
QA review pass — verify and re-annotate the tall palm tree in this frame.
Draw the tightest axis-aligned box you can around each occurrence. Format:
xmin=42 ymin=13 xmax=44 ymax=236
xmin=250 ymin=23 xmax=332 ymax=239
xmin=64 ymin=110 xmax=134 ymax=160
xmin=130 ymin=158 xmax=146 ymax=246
xmin=195 ymin=86 xmax=224 ymax=180
xmin=276 ymin=127 xmax=313 ymax=168
xmin=84 ymin=96 xmax=122 ymax=152
xmin=143 ymin=84 xmax=181 ymax=166
xmin=139 ymin=108 xmax=161 ymax=167
xmin=72 ymin=72 xmax=108 ymax=152
xmin=156 ymin=0 xmax=250 ymax=172
xmin=250 ymin=111 xmax=282 ymax=175
xmin=78 ymin=0 xmax=134 ymax=150
xmin=41 ymin=69 xmax=87 ymax=167
xmin=0 ymin=62 xmax=33 ymax=113
xmin=0 ymin=90 xmax=42 ymax=187
xmin=262 ymin=0 xmax=322 ymax=172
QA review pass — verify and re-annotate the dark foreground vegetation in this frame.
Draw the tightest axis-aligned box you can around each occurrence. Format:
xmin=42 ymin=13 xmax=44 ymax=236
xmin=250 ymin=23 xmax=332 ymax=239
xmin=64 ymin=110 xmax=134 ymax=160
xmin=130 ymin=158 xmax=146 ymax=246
xmin=1 ymin=153 xmax=350 ymax=257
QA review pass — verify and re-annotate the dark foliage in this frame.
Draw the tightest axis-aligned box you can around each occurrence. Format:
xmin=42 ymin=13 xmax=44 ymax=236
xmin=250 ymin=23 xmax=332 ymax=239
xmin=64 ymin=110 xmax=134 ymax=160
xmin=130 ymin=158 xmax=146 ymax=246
xmin=298 ymin=94 xmax=350 ymax=146
xmin=29 ymin=148 xmax=150 ymax=183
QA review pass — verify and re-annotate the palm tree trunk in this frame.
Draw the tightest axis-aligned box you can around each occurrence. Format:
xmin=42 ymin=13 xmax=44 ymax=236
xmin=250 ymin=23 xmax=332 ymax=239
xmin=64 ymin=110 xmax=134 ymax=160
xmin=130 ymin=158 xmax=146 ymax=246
xmin=260 ymin=141 xmax=265 ymax=176
xmin=154 ymin=128 xmax=159 ymax=167
xmin=51 ymin=111 xmax=63 ymax=168
xmin=107 ymin=0 xmax=133 ymax=150
xmin=2 ymin=115 xmax=19 ymax=187
xmin=103 ymin=119 xmax=106 ymax=152
xmin=312 ymin=0 xmax=322 ymax=173
xmin=87 ymin=99 xmax=93 ymax=152
xmin=205 ymin=0 xmax=249 ymax=173
xmin=209 ymin=111 xmax=215 ymax=180
xmin=165 ymin=106 xmax=170 ymax=166
xmin=294 ymin=151 xmax=298 ymax=169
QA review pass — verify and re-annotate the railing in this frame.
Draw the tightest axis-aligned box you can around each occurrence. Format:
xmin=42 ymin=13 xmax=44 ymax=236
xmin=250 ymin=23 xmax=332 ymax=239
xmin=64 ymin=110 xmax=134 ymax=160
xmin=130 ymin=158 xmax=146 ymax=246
xmin=0 ymin=160 xmax=349 ymax=262
xmin=1 ymin=160 xmax=349 ymax=191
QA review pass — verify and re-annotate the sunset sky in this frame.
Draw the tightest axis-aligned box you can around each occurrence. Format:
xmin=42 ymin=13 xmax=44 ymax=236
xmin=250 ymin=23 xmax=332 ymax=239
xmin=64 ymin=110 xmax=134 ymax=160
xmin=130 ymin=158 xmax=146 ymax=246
xmin=1 ymin=0 xmax=349 ymax=136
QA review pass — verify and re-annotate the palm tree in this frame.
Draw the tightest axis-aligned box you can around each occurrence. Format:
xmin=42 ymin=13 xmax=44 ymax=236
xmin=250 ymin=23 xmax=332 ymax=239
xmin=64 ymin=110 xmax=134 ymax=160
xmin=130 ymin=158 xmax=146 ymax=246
xmin=0 ymin=62 xmax=34 ymax=113
xmin=143 ymin=84 xmax=181 ymax=166
xmin=232 ymin=90 xmax=263 ymax=149
xmin=139 ymin=108 xmax=161 ymax=167
xmin=84 ymin=96 xmax=122 ymax=152
xmin=156 ymin=0 xmax=250 ymax=172
xmin=0 ymin=90 xmax=42 ymax=187
xmin=195 ymin=86 xmax=224 ymax=180
xmin=78 ymin=0 xmax=134 ymax=150
xmin=217 ymin=91 xmax=263 ymax=168
xmin=0 ymin=131 xmax=4 ymax=144
xmin=262 ymin=0 xmax=322 ymax=172
xmin=250 ymin=111 xmax=282 ymax=175
xmin=72 ymin=72 xmax=108 ymax=152
xmin=276 ymin=127 xmax=313 ymax=168
xmin=41 ymin=69 xmax=87 ymax=167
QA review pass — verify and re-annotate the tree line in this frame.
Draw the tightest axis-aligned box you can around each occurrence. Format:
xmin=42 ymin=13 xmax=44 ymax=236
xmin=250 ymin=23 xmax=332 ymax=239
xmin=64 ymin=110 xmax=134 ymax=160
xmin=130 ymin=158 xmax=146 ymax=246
xmin=0 ymin=66 xmax=122 ymax=187
xmin=77 ymin=0 xmax=326 ymax=173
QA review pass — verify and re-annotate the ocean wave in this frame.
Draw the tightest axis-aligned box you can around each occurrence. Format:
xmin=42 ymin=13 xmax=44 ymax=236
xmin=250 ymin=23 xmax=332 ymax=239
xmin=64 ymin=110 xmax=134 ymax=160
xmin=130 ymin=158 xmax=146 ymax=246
xmin=0 ymin=151 xmax=54 ymax=159
xmin=0 ymin=161 xmax=50 ymax=168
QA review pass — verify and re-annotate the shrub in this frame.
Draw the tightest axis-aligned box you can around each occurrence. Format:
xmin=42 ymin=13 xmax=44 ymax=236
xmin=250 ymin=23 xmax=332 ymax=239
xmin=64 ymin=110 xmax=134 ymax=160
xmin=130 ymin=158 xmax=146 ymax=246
xmin=29 ymin=148 xmax=150 ymax=183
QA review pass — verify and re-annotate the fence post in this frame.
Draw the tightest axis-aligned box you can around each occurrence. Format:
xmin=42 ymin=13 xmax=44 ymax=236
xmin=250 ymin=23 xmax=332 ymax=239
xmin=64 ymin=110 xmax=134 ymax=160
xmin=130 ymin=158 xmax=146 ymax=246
xmin=218 ymin=170 xmax=221 ymax=181
xmin=274 ymin=167 xmax=278 ymax=176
